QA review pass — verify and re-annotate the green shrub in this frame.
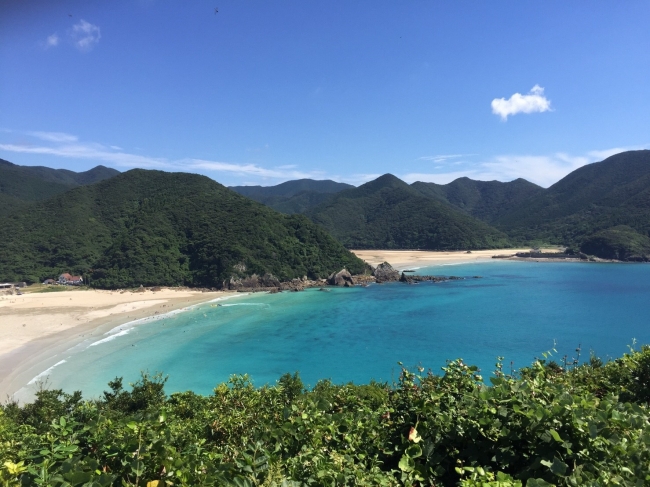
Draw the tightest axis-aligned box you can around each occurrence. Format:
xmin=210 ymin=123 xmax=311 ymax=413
xmin=2 ymin=349 xmax=650 ymax=486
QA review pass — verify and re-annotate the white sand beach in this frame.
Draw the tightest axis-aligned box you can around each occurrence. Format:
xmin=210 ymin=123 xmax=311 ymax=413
xmin=0 ymin=288 xmax=233 ymax=400
xmin=350 ymin=248 xmax=555 ymax=269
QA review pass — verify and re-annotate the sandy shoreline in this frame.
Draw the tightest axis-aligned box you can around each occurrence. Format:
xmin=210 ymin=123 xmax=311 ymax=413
xmin=350 ymin=248 xmax=555 ymax=269
xmin=0 ymin=288 xmax=234 ymax=401
xmin=0 ymin=248 xmax=554 ymax=402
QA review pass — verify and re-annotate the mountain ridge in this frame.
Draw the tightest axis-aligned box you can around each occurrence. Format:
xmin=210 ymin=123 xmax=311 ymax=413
xmin=0 ymin=159 xmax=120 ymax=217
xmin=494 ymin=150 xmax=650 ymax=246
xmin=306 ymin=174 xmax=512 ymax=250
xmin=230 ymin=179 xmax=354 ymax=215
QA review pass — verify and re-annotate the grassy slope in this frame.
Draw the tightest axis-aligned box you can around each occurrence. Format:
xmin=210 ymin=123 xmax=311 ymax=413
xmin=307 ymin=174 xmax=511 ymax=249
xmin=0 ymin=169 xmax=365 ymax=287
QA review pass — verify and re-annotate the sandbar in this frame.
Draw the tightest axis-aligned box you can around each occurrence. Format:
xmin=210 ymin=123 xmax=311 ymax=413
xmin=0 ymin=288 xmax=234 ymax=401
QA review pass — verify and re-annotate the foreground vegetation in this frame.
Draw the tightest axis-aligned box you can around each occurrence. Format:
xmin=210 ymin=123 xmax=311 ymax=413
xmin=2 ymin=346 xmax=650 ymax=486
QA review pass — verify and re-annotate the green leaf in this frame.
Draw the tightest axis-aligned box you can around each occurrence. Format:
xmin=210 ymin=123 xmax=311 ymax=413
xmin=405 ymin=444 xmax=422 ymax=458
xmin=527 ymin=479 xmax=555 ymax=487
xmin=542 ymin=457 xmax=568 ymax=477
xmin=398 ymin=454 xmax=415 ymax=472
xmin=232 ymin=477 xmax=253 ymax=487
xmin=63 ymin=471 xmax=91 ymax=484
xmin=549 ymin=429 xmax=562 ymax=442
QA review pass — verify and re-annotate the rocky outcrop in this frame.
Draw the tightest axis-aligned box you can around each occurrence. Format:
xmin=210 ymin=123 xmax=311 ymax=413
xmin=225 ymin=273 xmax=281 ymax=291
xmin=224 ymin=273 xmax=327 ymax=292
xmin=327 ymin=269 xmax=354 ymax=287
xmin=399 ymin=272 xmax=480 ymax=284
xmin=373 ymin=262 xmax=399 ymax=283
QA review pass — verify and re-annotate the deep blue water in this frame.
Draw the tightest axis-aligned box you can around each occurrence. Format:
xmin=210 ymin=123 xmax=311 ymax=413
xmin=37 ymin=261 xmax=650 ymax=397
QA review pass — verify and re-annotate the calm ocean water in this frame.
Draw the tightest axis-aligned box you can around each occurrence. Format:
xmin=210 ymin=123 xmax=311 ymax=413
xmin=36 ymin=261 xmax=650 ymax=397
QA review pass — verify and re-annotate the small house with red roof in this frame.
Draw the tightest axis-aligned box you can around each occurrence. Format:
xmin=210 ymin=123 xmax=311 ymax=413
xmin=58 ymin=273 xmax=83 ymax=285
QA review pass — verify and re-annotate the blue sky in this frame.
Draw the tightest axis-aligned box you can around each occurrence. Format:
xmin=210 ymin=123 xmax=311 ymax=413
xmin=1 ymin=1 xmax=649 ymax=187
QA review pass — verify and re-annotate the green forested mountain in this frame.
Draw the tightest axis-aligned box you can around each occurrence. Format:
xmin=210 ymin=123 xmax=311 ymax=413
xmin=306 ymin=174 xmax=511 ymax=249
xmin=232 ymin=178 xmax=353 ymax=199
xmin=412 ymin=177 xmax=544 ymax=223
xmin=0 ymin=159 xmax=119 ymax=217
xmin=0 ymin=169 xmax=365 ymax=287
xmin=494 ymin=150 xmax=650 ymax=246
xmin=245 ymin=190 xmax=339 ymax=215
xmin=231 ymin=179 xmax=353 ymax=214
xmin=579 ymin=225 xmax=650 ymax=261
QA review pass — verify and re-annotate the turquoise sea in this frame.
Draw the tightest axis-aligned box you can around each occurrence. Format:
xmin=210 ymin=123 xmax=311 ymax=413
xmin=33 ymin=261 xmax=650 ymax=398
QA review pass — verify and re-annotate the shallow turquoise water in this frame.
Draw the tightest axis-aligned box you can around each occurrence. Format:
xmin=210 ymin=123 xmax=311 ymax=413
xmin=38 ymin=261 xmax=650 ymax=397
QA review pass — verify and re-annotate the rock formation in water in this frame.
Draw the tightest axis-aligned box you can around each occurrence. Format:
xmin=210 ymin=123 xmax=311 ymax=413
xmin=327 ymin=269 xmax=354 ymax=287
xmin=373 ymin=262 xmax=400 ymax=283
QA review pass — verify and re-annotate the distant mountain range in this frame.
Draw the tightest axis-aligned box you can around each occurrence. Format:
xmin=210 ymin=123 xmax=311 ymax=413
xmin=2 ymin=149 xmax=649 ymax=286
xmin=411 ymin=177 xmax=545 ymax=224
xmin=492 ymin=150 xmax=650 ymax=245
xmin=304 ymin=174 xmax=511 ymax=250
xmin=0 ymin=159 xmax=119 ymax=217
xmin=231 ymin=179 xmax=354 ymax=215
xmin=232 ymin=150 xmax=650 ymax=259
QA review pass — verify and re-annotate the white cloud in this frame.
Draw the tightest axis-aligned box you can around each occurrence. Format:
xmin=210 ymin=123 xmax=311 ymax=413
xmin=418 ymin=153 xmax=478 ymax=164
xmin=0 ymin=132 xmax=321 ymax=182
xmin=28 ymin=131 xmax=78 ymax=143
xmin=0 ymin=142 xmax=169 ymax=169
xmin=491 ymin=85 xmax=552 ymax=121
xmin=336 ymin=173 xmax=383 ymax=186
xmin=187 ymin=159 xmax=316 ymax=180
xmin=403 ymin=146 xmax=647 ymax=187
xmin=587 ymin=147 xmax=636 ymax=160
xmin=45 ymin=33 xmax=59 ymax=48
xmin=1 ymin=130 xmax=646 ymax=188
xmin=70 ymin=20 xmax=101 ymax=51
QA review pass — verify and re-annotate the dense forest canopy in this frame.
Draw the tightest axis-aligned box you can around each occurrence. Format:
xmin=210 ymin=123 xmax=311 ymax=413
xmin=306 ymin=174 xmax=512 ymax=250
xmin=0 ymin=159 xmax=119 ymax=218
xmin=0 ymin=169 xmax=366 ymax=287
xmin=492 ymin=150 xmax=650 ymax=247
